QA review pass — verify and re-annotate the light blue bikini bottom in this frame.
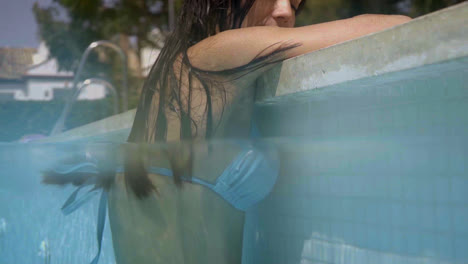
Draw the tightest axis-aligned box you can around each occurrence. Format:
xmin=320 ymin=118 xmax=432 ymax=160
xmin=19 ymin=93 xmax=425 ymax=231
xmin=52 ymin=143 xmax=280 ymax=264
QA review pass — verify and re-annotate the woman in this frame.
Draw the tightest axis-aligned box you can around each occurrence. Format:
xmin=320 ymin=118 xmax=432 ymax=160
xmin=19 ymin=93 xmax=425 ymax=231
xmin=109 ymin=0 xmax=410 ymax=263
xmin=45 ymin=0 xmax=411 ymax=263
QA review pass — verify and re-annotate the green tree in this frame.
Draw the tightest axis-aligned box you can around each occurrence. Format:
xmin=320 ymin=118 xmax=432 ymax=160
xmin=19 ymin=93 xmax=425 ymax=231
xmin=33 ymin=0 xmax=184 ymax=108
xmin=296 ymin=0 xmax=464 ymax=25
xmin=296 ymin=0 xmax=351 ymax=26
xmin=33 ymin=0 xmax=175 ymax=70
xmin=410 ymin=0 xmax=465 ymax=16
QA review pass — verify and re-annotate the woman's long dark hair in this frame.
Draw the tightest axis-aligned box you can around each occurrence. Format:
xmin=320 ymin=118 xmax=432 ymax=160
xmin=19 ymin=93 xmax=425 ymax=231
xmin=41 ymin=0 xmax=307 ymax=198
xmin=125 ymin=0 xmax=306 ymax=198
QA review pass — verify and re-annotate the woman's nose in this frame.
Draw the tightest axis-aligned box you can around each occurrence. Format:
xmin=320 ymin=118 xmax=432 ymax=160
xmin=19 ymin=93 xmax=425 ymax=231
xmin=271 ymin=0 xmax=294 ymax=27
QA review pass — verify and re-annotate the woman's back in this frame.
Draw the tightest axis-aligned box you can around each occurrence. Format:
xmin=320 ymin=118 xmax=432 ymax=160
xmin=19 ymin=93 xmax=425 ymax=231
xmin=109 ymin=167 xmax=245 ymax=264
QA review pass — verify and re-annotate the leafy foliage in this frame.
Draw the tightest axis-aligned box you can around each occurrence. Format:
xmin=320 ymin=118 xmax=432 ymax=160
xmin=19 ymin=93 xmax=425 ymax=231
xmin=33 ymin=0 xmax=171 ymax=71
xmin=296 ymin=0 xmax=465 ymax=26
xmin=410 ymin=0 xmax=465 ymax=15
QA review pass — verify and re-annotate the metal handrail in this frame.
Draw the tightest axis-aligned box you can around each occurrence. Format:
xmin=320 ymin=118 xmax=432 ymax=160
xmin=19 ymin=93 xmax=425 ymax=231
xmin=48 ymin=78 xmax=120 ymax=134
xmin=50 ymin=40 xmax=128 ymax=135
xmin=79 ymin=78 xmax=120 ymax=115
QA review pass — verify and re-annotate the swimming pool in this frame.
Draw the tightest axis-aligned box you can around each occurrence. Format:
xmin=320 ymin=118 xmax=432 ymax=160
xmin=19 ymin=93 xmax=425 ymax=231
xmin=1 ymin=3 xmax=467 ymax=264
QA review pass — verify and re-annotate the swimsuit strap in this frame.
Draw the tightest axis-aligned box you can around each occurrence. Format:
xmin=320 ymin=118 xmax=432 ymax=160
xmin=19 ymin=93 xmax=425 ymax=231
xmin=57 ymin=167 xmax=108 ymax=264
xmin=90 ymin=191 xmax=108 ymax=264
xmin=147 ymin=166 xmax=215 ymax=190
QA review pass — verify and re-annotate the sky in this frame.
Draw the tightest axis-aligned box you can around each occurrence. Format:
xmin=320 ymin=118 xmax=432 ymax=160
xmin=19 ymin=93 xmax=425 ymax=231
xmin=0 ymin=0 xmax=53 ymax=48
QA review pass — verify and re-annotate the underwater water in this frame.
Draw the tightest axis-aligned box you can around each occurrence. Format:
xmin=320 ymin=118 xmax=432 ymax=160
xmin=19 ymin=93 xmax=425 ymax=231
xmin=0 ymin=135 xmax=467 ymax=264
xmin=0 ymin=142 xmax=117 ymax=264
xmin=0 ymin=139 xmax=275 ymax=264
xmin=243 ymin=137 xmax=468 ymax=264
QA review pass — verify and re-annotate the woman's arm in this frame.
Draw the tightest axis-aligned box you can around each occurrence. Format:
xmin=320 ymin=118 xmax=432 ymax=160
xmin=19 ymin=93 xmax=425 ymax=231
xmin=187 ymin=14 xmax=411 ymax=72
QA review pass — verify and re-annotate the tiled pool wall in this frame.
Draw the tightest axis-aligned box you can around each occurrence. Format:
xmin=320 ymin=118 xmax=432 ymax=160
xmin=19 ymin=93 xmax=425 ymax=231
xmin=242 ymin=57 xmax=468 ymax=263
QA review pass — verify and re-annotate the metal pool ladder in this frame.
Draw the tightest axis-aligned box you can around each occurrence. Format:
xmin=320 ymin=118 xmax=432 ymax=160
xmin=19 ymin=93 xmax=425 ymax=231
xmin=50 ymin=40 xmax=128 ymax=136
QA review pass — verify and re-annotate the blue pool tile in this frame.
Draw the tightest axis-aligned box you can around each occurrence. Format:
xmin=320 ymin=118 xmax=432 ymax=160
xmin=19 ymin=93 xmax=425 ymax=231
xmin=341 ymin=200 xmax=355 ymax=221
xmin=435 ymin=205 xmax=453 ymax=233
xmin=450 ymin=177 xmax=468 ymax=203
xmin=309 ymin=175 xmax=320 ymax=194
xmin=329 ymin=176 xmax=341 ymax=196
xmin=367 ymin=226 xmax=381 ymax=251
xmin=435 ymin=233 xmax=454 ymax=261
xmin=330 ymin=221 xmax=343 ymax=242
xmin=391 ymin=203 xmax=405 ymax=228
xmin=375 ymin=202 xmax=389 ymax=226
xmin=448 ymin=139 xmax=467 ymax=175
xmin=380 ymin=228 xmax=393 ymax=252
xmin=341 ymin=222 xmax=354 ymax=244
xmin=434 ymin=177 xmax=451 ymax=202
xmin=392 ymin=230 xmax=408 ymax=255
xmin=388 ymin=176 xmax=404 ymax=200
xmin=418 ymin=179 xmax=435 ymax=203
xmin=366 ymin=202 xmax=379 ymax=225
xmin=352 ymin=176 xmax=366 ymax=197
xmin=420 ymin=232 xmax=437 ymax=258
xmin=419 ymin=205 xmax=436 ymax=231
xmin=405 ymin=204 xmax=421 ymax=229
xmin=454 ymin=236 xmax=468 ymax=262
xmin=329 ymin=199 xmax=343 ymax=220
xmin=452 ymin=206 xmax=468 ymax=234
xmin=404 ymin=177 xmax=421 ymax=202
xmin=318 ymin=176 xmax=330 ymax=195
xmin=406 ymin=230 xmax=421 ymax=256
xmin=355 ymin=224 xmax=368 ymax=247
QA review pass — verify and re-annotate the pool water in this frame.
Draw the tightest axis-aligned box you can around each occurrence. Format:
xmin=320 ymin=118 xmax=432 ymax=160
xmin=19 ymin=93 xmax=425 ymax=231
xmin=0 ymin=142 xmax=116 ymax=264
xmin=0 ymin=134 xmax=467 ymax=264
xmin=1 ymin=57 xmax=467 ymax=264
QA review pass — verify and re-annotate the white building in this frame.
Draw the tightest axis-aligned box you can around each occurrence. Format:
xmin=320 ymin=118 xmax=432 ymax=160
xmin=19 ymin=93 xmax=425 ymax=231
xmin=0 ymin=42 xmax=106 ymax=101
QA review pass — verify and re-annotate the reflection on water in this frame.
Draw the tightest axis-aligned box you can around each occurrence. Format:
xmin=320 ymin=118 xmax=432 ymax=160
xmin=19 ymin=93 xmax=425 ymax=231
xmin=0 ymin=136 xmax=467 ymax=263
xmin=38 ymin=238 xmax=51 ymax=264
xmin=299 ymin=236 xmax=451 ymax=264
